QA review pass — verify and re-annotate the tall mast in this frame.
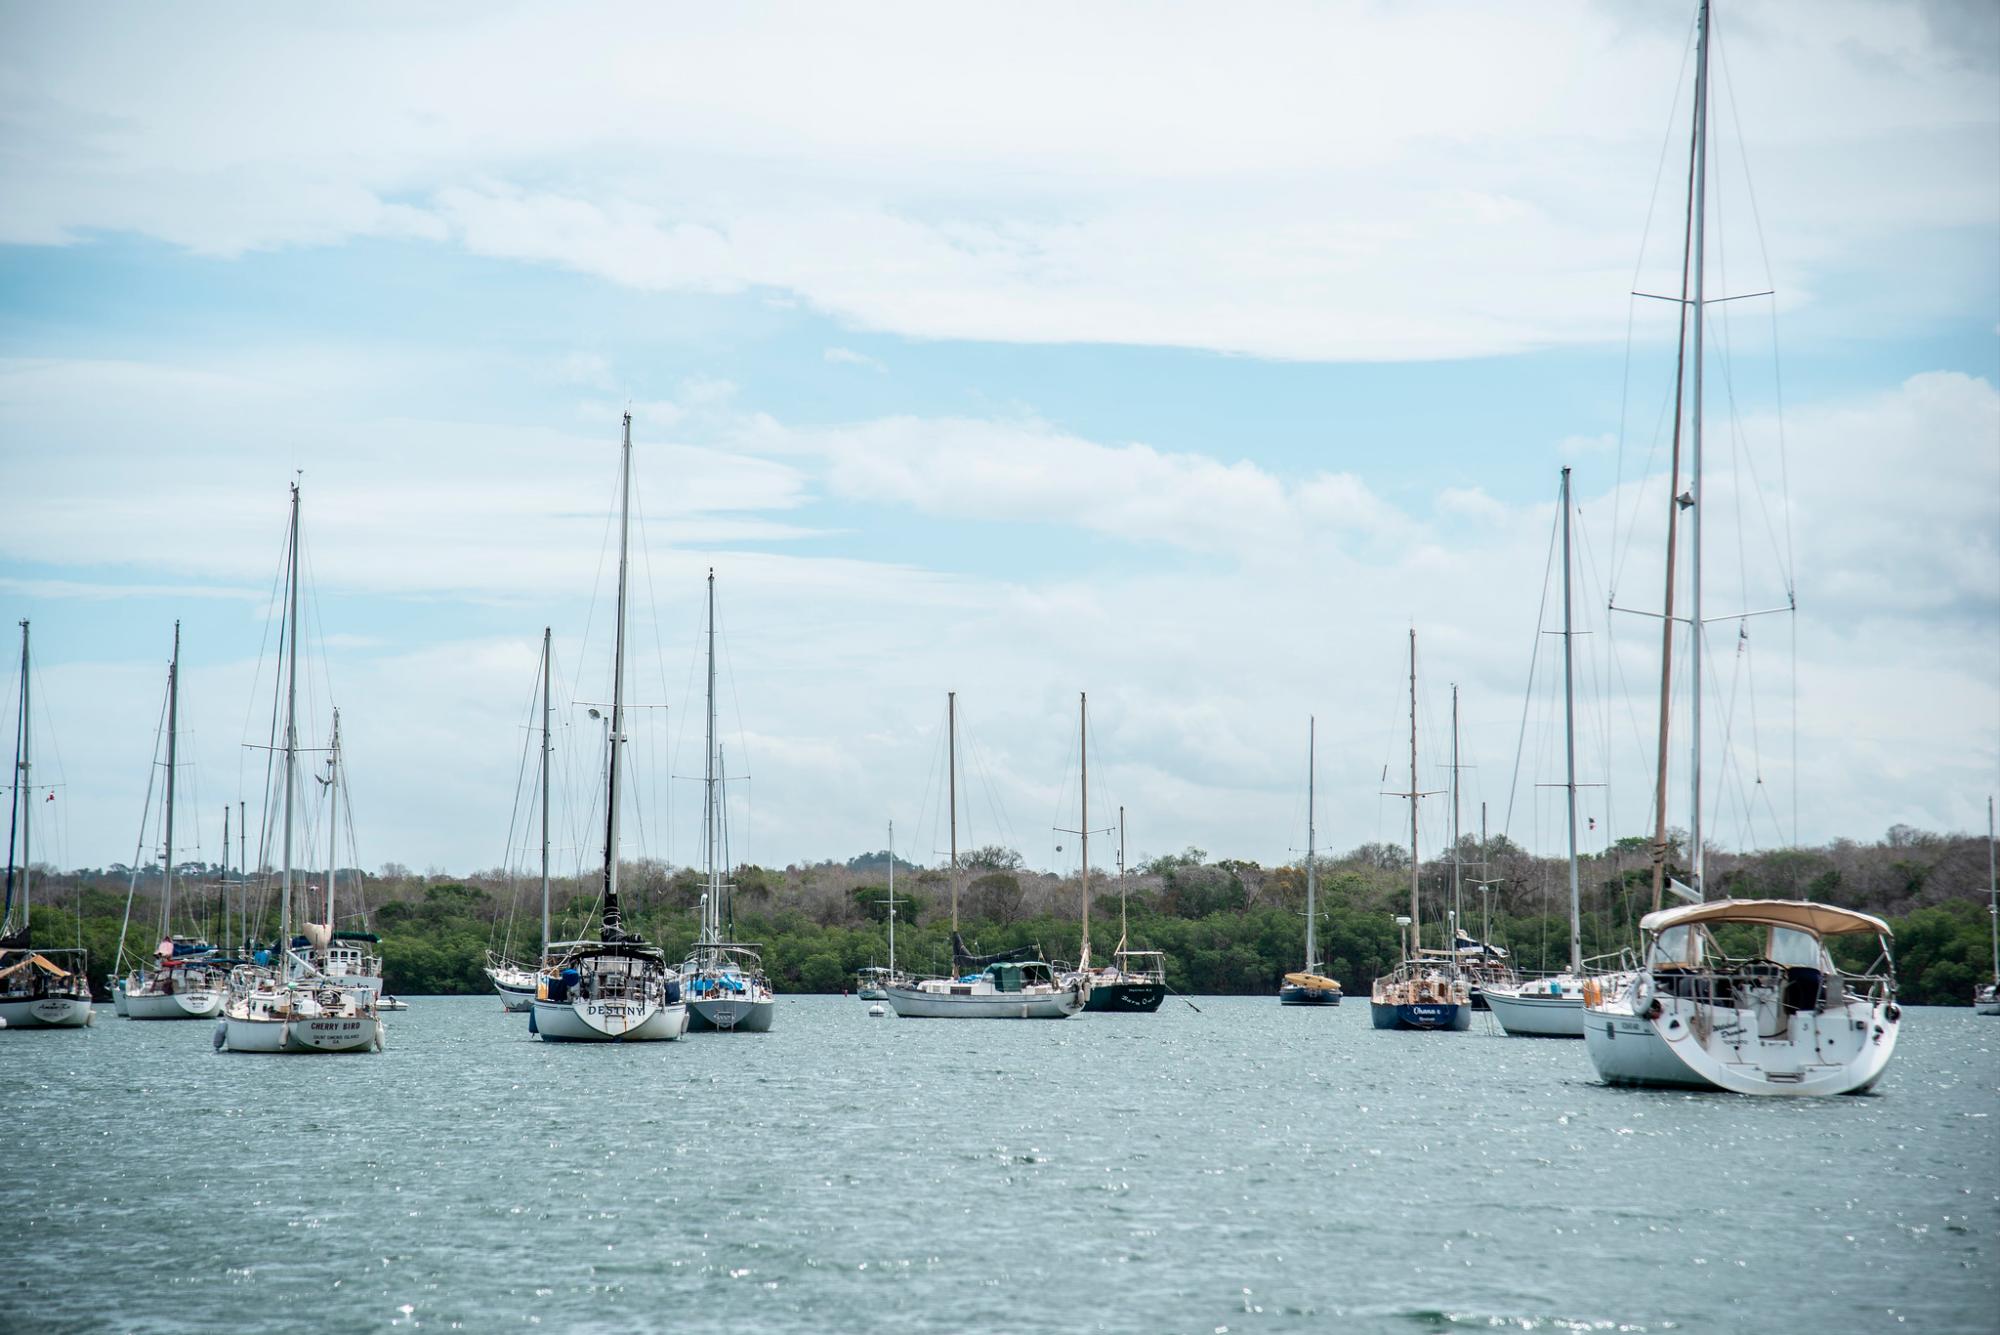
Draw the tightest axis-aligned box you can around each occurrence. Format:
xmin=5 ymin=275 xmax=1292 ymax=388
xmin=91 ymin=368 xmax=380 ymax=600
xmin=1306 ymin=717 xmax=1318 ymax=972
xmin=887 ymin=820 xmax=896 ymax=976
xmin=8 ymin=621 xmax=28 ymax=932
xmin=1407 ymin=629 xmax=1421 ymax=958
xmin=1650 ymin=0 xmax=1710 ymax=913
xmin=161 ymin=621 xmax=179 ymax=943
xmin=718 ymin=744 xmax=731 ymax=942
xmin=703 ymin=568 xmax=719 ymax=948
xmin=2 ymin=624 xmax=19 ymax=934
xmin=1079 ymin=691 xmax=1090 ymax=971
xmin=221 ymin=803 xmax=230 ymax=954
xmin=601 ymin=413 xmax=632 ymax=938
xmin=237 ymin=799 xmax=245 ymax=949
xmin=1686 ymin=0 xmax=1711 ymax=896
xmin=1479 ymin=801 xmax=1492 ymax=956
xmin=1561 ymin=468 xmax=1584 ymax=975
xmin=540 ymin=627 xmax=552 ymax=959
xmin=948 ymin=691 xmax=958 ymax=934
xmin=325 ymin=709 xmax=340 ymax=930
xmin=281 ymin=484 xmax=300 ymax=960
xmin=1117 ymin=805 xmax=1127 ymax=957
xmin=1988 ymin=796 xmax=1997 ymax=989
xmin=1450 ymin=685 xmax=1461 ymax=946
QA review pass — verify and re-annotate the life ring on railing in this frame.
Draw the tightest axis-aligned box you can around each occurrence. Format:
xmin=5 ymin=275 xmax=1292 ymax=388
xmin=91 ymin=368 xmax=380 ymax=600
xmin=1582 ymin=979 xmax=1602 ymax=1008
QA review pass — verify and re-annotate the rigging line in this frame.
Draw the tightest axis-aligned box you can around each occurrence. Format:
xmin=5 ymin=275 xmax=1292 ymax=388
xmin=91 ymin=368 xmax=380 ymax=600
xmin=1711 ymin=310 xmax=1795 ymax=595
xmin=337 ymin=752 xmax=369 ymax=928
xmin=1608 ymin=368 xmax=1681 ymax=607
xmin=1702 ymin=43 xmax=1793 ymax=598
xmin=1629 ymin=7 xmax=1701 ymax=295
xmin=1612 ymin=294 xmax=1638 ymax=603
xmin=1713 ymin=15 xmax=1798 ymax=589
xmin=491 ymin=642 xmax=545 ymax=960
xmin=1705 ymin=622 xmax=1750 ymax=855
xmin=1502 ymin=489 xmax=1563 ymax=840
xmin=1585 ymin=514 xmax=1655 ymax=834
xmin=627 ymin=448 xmax=678 ymax=869
xmin=1789 ymin=611 xmax=1799 ymax=847
xmin=1611 ymin=9 xmax=1700 ymax=600
xmin=1740 ymin=624 xmax=1769 ymax=840
xmin=965 ymin=708 xmax=1017 ymax=860
xmin=236 ymin=510 xmax=290 ymax=806
xmin=1572 ymin=505 xmax=1614 ymax=847
xmin=253 ymin=503 xmax=295 ymax=905
xmin=909 ymin=699 xmax=942 ymax=866
xmin=1049 ymin=709 xmax=1077 ymax=871
xmin=117 ymin=678 xmax=173 ymax=973
xmin=717 ymin=580 xmax=752 ymax=870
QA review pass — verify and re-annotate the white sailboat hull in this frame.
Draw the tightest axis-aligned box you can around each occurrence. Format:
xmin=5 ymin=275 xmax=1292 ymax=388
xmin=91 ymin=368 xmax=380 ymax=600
xmin=1584 ymin=982 xmax=1898 ymax=1096
xmin=222 ymin=1013 xmax=382 ymax=1053
xmin=124 ymin=988 xmax=224 ymax=1020
xmin=111 ymin=981 xmax=129 ymax=1016
xmin=1483 ymin=978 xmax=1587 ymax=1038
xmin=0 ymin=995 xmax=94 ymax=1028
xmin=532 ymin=996 xmax=687 ymax=1042
xmin=885 ymin=983 xmax=1085 ymax=1019
xmin=487 ymin=967 xmax=537 ymax=1012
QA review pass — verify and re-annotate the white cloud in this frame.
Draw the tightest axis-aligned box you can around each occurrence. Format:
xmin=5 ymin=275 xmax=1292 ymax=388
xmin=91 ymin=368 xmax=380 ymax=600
xmin=824 ymin=347 xmax=885 ymax=372
xmin=0 ymin=359 xmax=1993 ymax=872
xmin=2 ymin=2 xmax=1991 ymax=359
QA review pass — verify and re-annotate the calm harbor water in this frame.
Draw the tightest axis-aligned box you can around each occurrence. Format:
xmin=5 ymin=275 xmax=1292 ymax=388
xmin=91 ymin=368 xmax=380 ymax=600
xmin=4 ymin=996 xmax=1995 ymax=1334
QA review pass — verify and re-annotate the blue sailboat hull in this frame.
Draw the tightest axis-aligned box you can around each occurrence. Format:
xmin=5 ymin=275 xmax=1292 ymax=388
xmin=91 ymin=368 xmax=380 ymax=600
xmin=1370 ymin=1001 xmax=1470 ymax=1031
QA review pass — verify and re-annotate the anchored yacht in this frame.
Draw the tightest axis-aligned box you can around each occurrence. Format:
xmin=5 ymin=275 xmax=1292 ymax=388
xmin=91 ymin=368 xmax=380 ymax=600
xmin=1583 ymin=899 xmax=1899 ymax=1095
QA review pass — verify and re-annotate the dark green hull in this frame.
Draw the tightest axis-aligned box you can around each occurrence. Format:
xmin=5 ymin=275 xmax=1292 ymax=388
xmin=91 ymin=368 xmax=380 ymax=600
xmin=1083 ymin=982 xmax=1165 ymax=1013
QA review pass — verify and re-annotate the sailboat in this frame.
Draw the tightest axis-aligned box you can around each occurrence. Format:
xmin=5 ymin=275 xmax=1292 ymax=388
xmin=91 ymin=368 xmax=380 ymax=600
xmin=0 ymin=620 xmax=94 ymax=1030
xmin=486 ymin=628 xmax=556 ymax=1013
xmin=219 ymin=484 xmax=382 ymax=1054
xmin=1369 ymin=630 xmax=1471 ymax=1031
xmin=1085 ymin=803 xmax=1167 ymax=1012
xmin=1446 ymin=686 xmax=1514 ymax=1008
xmin=886 ymin=693 xmax=1087 ymax=1019
xmin=680 ymin=570 xmax=776 ymax=1033
xmin=117 ymin=623 xmax=226 ymax=1020
xmin=530 ymin=414 xmax=686 ymax=1043
xmin=1582 ymin=1 xmax=1901 ymax=1094
xmin=1280 ymin=717 xmax=1341 ymax=1006
xmin=855 ymin=822 xmax=902 ymax=1001
xmin=1063 ymin=694 xmax=1161 ymax=1013
xmin=1484 ymin=469 xmax=1591 ymax=1038
xmin=1977 ymin=798 xmax=1999 ymax=1016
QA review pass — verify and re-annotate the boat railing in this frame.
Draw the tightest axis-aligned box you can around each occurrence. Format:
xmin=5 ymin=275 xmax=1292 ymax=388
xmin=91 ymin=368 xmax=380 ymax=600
xmin=1650 ymin=956 xmax=1895 ymax=1013
xmin=1582 ymin=948 xmax=1638 ymax=975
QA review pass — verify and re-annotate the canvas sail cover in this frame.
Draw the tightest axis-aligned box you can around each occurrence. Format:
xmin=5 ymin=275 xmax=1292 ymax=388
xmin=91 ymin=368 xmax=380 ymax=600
xmin=950 ymin=931 xmax=1036 ymax=977
xmin=1454 ymin=930 xmax=1509 ymax=960
xmin=0 ymin=952 xmax=72 ymax=980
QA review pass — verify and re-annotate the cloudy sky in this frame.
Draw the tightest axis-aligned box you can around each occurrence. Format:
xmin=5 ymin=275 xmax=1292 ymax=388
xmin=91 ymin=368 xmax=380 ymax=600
xmin=1 ymin=0 xmax=1995 ymax=882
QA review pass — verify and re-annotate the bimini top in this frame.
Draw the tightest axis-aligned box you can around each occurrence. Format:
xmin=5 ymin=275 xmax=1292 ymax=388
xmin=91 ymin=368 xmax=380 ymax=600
xmin=1639 ymin=898 xmax=1892 ymax=939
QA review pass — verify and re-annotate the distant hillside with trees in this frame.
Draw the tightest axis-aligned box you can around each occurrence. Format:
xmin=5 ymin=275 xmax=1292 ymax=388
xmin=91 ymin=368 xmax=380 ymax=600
xmin=22 ymin=823 xmax=1997 ymax=1005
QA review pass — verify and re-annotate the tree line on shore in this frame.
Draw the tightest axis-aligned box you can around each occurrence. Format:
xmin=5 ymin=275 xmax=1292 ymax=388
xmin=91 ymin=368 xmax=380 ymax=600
xmin=23 ymin=822 xmax=1997 ymax=1005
